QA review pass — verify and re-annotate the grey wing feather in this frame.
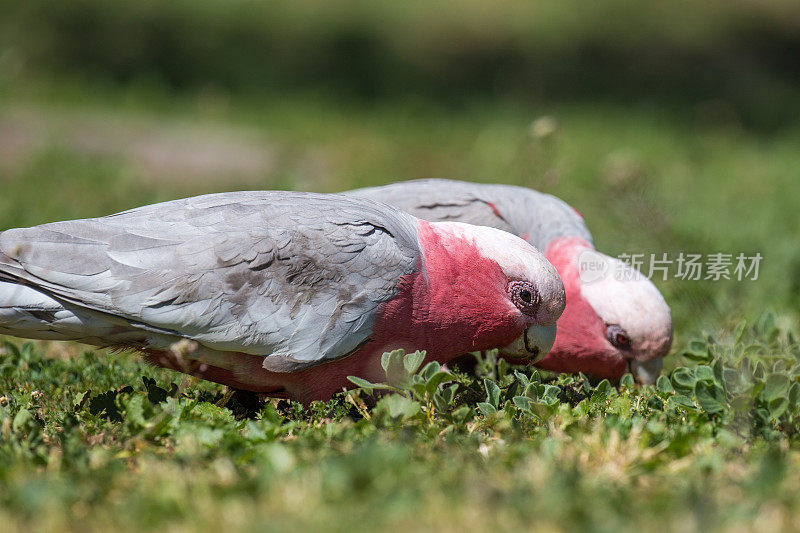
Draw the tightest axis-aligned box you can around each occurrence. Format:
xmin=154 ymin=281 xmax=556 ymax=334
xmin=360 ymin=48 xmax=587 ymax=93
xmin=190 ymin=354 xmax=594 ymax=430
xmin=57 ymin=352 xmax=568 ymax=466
xmin=347 ymin=178 xmax=593 ymax=251
xmin=0 ymin=191 xmax=420 ymax=371
xmin=349 ymin=179 xmax=513 ymax=231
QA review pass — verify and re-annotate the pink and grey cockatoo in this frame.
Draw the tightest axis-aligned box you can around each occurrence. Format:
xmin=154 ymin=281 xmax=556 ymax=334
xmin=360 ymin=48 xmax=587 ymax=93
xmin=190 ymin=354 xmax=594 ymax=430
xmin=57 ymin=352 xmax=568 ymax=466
xmin=347 ymin=179 xmax=672 ymax=384
xmin=0 ymin=191 xmax=565 ymax=403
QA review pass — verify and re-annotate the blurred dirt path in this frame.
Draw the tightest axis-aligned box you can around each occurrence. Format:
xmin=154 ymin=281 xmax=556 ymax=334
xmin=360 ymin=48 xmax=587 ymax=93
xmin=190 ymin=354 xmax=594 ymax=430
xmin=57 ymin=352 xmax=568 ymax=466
xmin=0 ymin=104 xmax=328 ymax=187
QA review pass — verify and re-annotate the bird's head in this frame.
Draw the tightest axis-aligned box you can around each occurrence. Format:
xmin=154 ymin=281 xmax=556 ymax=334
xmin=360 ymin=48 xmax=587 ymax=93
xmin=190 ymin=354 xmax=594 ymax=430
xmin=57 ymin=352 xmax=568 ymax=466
xmin=536 ymin=237 xmax=673 ymax=384
xmin=382 ymin=220 xmax=565 ymax=363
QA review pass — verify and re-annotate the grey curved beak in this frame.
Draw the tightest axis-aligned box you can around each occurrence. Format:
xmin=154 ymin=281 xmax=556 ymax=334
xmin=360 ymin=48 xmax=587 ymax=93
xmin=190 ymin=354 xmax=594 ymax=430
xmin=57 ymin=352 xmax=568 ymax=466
xmin=498 ymin=323 xmax=557 ymax=364
xmin=628 ymin=358 xmax=663 ymax=385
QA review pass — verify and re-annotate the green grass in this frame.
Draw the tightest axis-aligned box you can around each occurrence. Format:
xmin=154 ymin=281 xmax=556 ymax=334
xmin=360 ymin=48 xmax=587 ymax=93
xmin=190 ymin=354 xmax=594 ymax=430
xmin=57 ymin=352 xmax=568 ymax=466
xmin=1 ymin=79 xmax=800 ymax=531
xmin=3 ymin=321 xmax=800 ymax=531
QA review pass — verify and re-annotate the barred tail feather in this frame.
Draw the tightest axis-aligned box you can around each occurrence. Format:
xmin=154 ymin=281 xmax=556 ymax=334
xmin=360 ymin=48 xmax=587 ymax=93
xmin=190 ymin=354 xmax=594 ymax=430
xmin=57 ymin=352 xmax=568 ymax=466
xmin=0 ymin=282 xmax=85 ymax=340
xmin=0 ymin=281 xmax=137 ymax=345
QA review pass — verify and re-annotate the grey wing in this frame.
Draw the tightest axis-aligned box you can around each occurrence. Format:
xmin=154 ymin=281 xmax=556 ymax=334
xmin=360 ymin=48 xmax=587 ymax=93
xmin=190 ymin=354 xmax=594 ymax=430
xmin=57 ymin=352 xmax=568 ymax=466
xmin=347 ymin=179 xmax=517 ymax=233
xmin=347 ymin=179 xmax=593 ymax=251
xmin=0 ymin=191 xmax=420 ymax=371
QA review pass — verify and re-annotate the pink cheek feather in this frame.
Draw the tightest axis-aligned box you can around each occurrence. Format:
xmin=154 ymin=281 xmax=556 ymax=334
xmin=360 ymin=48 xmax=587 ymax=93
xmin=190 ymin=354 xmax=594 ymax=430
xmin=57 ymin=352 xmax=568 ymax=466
xmin=533 ymin=237 xmax=627 ymax=380
xmin=369 ymin=220 xmax=527 ymax=361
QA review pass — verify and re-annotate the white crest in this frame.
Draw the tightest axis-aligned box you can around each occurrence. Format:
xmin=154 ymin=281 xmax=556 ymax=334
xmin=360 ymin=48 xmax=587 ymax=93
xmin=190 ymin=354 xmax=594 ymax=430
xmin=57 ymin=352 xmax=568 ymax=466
xmin=577 ymin=250 xmax=672 ymax=356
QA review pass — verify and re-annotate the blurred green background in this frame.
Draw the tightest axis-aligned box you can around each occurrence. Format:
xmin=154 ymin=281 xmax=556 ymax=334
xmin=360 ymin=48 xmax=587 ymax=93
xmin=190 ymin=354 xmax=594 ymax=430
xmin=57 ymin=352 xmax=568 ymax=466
xmin=2 ymin=2 xmax=800 ymax=531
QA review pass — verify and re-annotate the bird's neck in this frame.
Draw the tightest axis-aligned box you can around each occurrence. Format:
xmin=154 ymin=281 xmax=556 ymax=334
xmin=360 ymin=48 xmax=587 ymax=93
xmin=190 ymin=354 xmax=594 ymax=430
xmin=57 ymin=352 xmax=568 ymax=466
xmin=536 ymin=236 xmax=624 ymax=377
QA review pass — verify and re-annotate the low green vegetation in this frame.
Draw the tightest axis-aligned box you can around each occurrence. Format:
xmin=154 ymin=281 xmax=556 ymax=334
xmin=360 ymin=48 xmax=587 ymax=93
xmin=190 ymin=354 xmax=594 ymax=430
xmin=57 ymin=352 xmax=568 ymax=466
xmin=2 ymin=314 xmax=800 ymax=531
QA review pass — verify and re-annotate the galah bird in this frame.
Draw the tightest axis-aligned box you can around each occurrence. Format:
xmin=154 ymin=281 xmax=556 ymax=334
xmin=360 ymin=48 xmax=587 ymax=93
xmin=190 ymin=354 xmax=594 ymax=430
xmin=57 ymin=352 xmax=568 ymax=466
xmin=0 ymin=191 xmax=566 ymax=403
xmin=347 ymin=179 xmax=672 ymax=384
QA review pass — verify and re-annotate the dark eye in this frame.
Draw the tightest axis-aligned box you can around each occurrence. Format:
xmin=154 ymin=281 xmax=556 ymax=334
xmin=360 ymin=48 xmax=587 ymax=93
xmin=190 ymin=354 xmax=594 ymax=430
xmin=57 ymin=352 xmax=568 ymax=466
xmin=508 ymin=281 xmax=540 ymax=316
xmin=606 ymin=324 xmax=631 ymax=349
